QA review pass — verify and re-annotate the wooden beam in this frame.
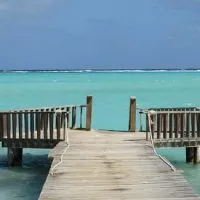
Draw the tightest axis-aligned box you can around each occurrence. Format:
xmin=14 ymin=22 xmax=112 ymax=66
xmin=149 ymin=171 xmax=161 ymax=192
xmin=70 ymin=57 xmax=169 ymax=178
xmin=129 ymin=96 xmax=136 ymax=132
xmin=86 ymin=96 xmax=93 ymax=130
xmin=7 ymin=148 xmax=23 ymax=167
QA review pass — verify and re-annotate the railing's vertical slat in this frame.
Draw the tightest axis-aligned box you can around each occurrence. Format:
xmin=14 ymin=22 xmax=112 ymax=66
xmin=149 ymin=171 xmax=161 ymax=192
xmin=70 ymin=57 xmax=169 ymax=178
xmin=72 ymin=107 xmax=76 ymax=129
xmin=66 ymin=107 xmax=70 ymax=128
xmin=44 ymin=113 xmax=48 ymax=140
xmin=175 ymin=114 xmax=178 ymax=138
xmin=61 ymin=109 xmax=65 ymax=130
xmin=36 ymin=112 xmax=41 ymax=139
xmin=186 ymin=113 xmax=190 ymax=138
xmin=41 ymin=109 xmax=44 ymax=130
xmin=180 ymin=113 xmax=184 ymax=138
xmin=0 ymin=114 xmax=3 ymax=139
xmin=7 ymin=113 xmax=11 ymax=139
xmin=30 ymin=111 xmax=34 ymax=139
xmin=12 ymin=113 xmax=17 ymax=139
xmin=56 ymin=113 xmax=61 ymax=140
xmin=163 ymin=114 xmax=167 ymax=139
xmin=80 ymin=106 xmax=83 ymax=129
xmin=150 ymin=114 xmax=155 ymax=139
xmin=24 ymin=111 xmax=29 ymax=139
xmin=61 ymin=112 xmax=66 ymax=140
xmin=18 ymin=112 xmax=22 ymax=139
xmin=191 ymin=113 xmax=195 ymax=138
xmin=50 ymin=112 xmax=54 ymax=140
xmin=197 ymin=113 xmax=200 ymax=137
xmin=169 ymin=113 xmax=173 ymax=138
xmin=157 ymin=114 xmax=160 ymax=139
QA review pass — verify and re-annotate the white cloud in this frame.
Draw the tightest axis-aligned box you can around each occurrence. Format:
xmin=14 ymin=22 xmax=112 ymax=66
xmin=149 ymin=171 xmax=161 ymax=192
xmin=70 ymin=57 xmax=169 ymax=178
xmin=0 ymin=0 xmax=55 ymax=14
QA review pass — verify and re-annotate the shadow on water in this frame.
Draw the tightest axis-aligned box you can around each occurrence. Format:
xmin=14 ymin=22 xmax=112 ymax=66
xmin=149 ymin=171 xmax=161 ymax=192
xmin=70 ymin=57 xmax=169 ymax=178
xmin=0 ymin=148 xmax=51 ymax=200
xmin=157 ymin=147 xmax=200 ymax=195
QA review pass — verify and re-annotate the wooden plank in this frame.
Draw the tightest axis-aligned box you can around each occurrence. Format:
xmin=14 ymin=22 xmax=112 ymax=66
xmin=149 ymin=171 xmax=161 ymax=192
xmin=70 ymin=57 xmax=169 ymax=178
xmin=174 ymin=114 xmax=178 ymax=138
xmin=163 ymin=114 xmax=167 ymax=139
xmin=186 ymin=113 xmax=190 ymax=138
xmin=72 ymin=107 xmax=76 ymax=129
xmin=197 ymin=113 xmax=200 ymax=137
xmin=0 ymin=114 xmax=3 ymax=139
xmin=41 ymin=109 xmax=44 ymax=130
xmin=6 ymin=113 xmax=11 ymax=139
xmin=191 ymin=113 xmax=195 ymax=138
xmin=36 ymin=112 xmax=41 ymax=139
xmin=128 ymin=96 xmax=136 ymax=132
xmin=24 ymin=112 xmax=29 ymax=139
xmin=12 ymin=113 xmax=17 ymax=139
xmin=30 ymin=111 xmax=35 ymax=139
xmin=50 ymin=113 xmax=54 ymax=140
xmin=150 ymin=114 xmax=155 ymax=139
xmin=180 ymin=113 xmax=184 ymax=138
xmin=80 ymin=106 xmax=83 ymax=129
xmin=39 ymin=130 xmax=199 ymax=200
xmin=66 ymin=107 xmax=70 ymax=128
xmin=169 ymin=114 xmax=173 ymax=138
xmin=44 ymin=113 xmax=48 ymax=140
xmin=56 ymin=113 xmax=61 ymax=140
xmin=157 ymin=114 xmax=160 ymax=139
xmin=18 ymin=112 xmax=22 ymax=139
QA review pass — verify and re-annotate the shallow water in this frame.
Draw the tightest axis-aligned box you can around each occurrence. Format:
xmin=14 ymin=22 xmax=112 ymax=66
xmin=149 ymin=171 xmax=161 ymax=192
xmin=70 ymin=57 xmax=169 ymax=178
xmin=0 ymin=71 xmax=200 ymax=199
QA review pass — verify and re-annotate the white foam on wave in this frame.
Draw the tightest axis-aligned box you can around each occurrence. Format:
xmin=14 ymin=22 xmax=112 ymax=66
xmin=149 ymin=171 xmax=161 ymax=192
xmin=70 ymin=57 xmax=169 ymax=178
xmin=2 ymin=69 xmax=200 ymax=73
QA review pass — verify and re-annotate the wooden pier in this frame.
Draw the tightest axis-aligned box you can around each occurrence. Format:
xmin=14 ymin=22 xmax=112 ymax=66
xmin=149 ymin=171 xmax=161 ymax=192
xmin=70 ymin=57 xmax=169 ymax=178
xmin=39 ymin=130 xmax=199 ymax=199
xmin=0 ymin=96 xmax=200 ymax=198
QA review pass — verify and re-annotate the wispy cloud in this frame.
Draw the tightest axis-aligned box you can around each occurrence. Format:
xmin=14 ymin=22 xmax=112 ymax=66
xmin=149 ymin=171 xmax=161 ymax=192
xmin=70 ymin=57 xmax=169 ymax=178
xmin=0 ymin=0 xmax=55 ymax=14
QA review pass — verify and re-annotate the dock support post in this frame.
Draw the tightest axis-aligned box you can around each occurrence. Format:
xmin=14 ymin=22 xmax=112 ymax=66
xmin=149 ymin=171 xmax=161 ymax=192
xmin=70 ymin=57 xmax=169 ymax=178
xmin=7 ymin=148 xmax=23 ymax=167
xmin=193 ymin=147 xmax=200 ymax=163
xmin=129 ymin=96 xmax=136 ymax=132
xmin=186 ymin=147 xmax=194 ymax=163
xmin=86 ymin=96 xmax=93 ymax=130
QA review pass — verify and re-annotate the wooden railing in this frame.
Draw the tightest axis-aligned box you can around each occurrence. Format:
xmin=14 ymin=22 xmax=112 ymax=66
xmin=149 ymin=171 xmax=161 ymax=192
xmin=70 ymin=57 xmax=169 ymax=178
xmin=0 ymin=96 xmax=93 ymax=147
xmin=139 ymin=107 xmax=199 ymax=131
xmin=0 ymin=110 xmax=67 ymax=141
xmin=146 ymin=107 xmax=200 ymax=147
xmin=0 ymin=105 xmax=87 ymax=130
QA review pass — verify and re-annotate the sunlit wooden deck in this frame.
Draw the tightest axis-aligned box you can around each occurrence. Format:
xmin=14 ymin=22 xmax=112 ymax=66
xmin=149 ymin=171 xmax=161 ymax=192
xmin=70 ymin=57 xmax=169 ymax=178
xmin=39 ymin=130 xmax=199 ymax=200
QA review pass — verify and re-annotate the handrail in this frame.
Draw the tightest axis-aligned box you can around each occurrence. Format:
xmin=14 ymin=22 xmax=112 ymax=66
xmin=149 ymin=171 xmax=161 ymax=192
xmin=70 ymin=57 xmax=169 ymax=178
xmin=145 ymin=108 xmax=200 ymax=147
xmin=0 ymin=104 xmax=86 ymax=113
xmin=138 ymin=106 xmax=200 ymax=132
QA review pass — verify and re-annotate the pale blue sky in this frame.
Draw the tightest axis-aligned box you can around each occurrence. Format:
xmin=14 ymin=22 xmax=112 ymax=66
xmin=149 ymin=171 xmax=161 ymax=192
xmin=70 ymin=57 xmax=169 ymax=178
xmin=0 ymin=0 xmax=200 ymax=70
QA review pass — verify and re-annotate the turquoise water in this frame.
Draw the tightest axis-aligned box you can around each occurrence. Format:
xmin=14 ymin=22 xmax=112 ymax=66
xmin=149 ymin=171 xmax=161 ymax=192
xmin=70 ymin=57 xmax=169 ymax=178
xmin=0 ymin=71 xmax=200 ymax=199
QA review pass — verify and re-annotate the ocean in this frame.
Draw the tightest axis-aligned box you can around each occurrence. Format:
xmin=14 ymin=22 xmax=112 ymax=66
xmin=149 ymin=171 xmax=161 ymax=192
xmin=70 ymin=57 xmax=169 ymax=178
xmin=0 ymin=70 xmax=200 ymax=199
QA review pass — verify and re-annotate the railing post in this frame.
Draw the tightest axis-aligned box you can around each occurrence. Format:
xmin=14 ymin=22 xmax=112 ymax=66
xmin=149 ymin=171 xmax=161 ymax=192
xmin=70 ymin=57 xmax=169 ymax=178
xmin=129 ymin=96 xmax=136 ymax=132
xmin=86 ymin=96 xmax=93 ymax=130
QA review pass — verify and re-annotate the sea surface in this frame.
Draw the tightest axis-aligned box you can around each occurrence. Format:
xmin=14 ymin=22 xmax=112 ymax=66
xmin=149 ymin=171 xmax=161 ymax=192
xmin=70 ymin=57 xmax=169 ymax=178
xmin=0 ymin=70 xmax=200 ymax=199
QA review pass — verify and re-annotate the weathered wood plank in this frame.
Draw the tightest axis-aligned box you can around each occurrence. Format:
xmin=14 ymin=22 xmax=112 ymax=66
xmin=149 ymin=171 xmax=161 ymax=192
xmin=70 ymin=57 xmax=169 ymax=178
xmin=24 ymin=112 xmax=29 ymax=139
xmin=39 ymin=130 xmax=198 ymax=200
xmin=56 ymin=113 xmax=61 ymax=140
xmin=71 ymin=107 xmax=76 ymax=129
xmin=6 ymin=113 xmax=11 ymax=139
xmin=12 ymin=113 xmax=17 ymax=139
xmin=50 ymin=113 xmax=54 ymax=140
xmin=30 ymin=111 xmax=35 ymax=139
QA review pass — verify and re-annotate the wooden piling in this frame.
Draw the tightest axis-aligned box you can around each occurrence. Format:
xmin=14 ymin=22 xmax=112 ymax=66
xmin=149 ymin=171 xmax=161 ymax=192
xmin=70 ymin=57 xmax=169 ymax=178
xmin=129 ymin=97 xmax=136 ymax=132
xmin=193 ymin=147 xmax=200 ymax=164
xmin=86 ymin=96 xmax=93 ymax=130
xmin=186 ymin=147 xmax=194 ymax=163
xmin=7 ymin=148 xmax=23 ymax=167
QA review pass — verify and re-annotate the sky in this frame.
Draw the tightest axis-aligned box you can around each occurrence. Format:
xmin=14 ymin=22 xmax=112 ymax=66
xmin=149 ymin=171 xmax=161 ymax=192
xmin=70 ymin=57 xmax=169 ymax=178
xmin=0 ymin=0 xmax=200 ymax=70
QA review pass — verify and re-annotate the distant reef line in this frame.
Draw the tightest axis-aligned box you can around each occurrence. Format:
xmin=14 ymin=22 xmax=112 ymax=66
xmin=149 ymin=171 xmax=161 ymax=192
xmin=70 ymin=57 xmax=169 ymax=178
xmin=0 ymin=68 xmax=200 ymax=73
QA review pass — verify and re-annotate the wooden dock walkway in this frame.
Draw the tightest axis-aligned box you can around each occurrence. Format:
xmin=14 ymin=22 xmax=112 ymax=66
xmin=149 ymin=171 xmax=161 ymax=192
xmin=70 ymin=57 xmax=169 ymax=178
xmin=39 ymin=130 xmax=199 ymax=200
